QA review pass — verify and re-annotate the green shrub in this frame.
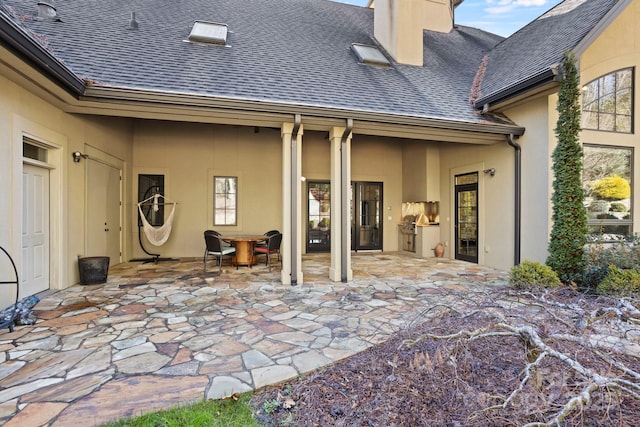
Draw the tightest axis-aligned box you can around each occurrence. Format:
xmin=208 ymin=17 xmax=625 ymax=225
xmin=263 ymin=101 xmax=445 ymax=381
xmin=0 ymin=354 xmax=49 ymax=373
xmin=596 ymin=265 xmax=640 ymax=295
xmin=582 ymin=236 xmax=640 ymax=290
xmin=591 ymin=175 xmax=631 ymax=201
xmin=510 ymin=260 xmax=562 ymax=289
xmin=609 ymin=202 xmax=627 ymax=212
xmin=546 ymin=52 xmax=588 ymax=283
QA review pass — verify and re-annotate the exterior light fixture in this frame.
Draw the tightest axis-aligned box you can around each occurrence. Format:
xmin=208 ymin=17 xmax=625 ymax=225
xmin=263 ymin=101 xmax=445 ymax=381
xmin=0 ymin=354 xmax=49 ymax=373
xmin=72 ymin=151 xmax=88 ymax=162
xmin=483 ymin=168 xmax=496 ymax=176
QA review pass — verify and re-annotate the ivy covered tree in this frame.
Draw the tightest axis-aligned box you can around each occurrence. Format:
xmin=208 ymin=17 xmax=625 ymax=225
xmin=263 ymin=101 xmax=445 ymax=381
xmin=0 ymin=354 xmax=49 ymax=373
xmin=546 ymin=52 xmax=588 ymax=283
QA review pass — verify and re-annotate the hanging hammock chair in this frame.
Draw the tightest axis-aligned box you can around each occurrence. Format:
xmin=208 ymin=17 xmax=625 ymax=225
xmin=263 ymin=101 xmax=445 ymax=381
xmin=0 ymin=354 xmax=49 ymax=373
xmin=137 ymin=194 xmax=177 ymax=246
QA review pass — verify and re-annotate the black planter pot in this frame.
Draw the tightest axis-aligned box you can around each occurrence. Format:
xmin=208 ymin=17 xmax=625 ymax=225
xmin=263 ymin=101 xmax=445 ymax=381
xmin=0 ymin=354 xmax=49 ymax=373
xmin=78 ymin=256 xmax=110 ymax=285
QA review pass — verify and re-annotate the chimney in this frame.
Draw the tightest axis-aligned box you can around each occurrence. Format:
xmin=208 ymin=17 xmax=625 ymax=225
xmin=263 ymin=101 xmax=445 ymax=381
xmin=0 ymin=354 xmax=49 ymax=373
xmin=374 ymin=0 xmax=454 ymax=66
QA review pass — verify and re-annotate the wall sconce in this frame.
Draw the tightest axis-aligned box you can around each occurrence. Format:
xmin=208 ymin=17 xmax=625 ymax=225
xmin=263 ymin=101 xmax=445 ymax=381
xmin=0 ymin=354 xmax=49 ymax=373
xmin=72 ymin=151 xmax=88 ymax=163
xmin=483 ymin=168 xmax=496 ymax=177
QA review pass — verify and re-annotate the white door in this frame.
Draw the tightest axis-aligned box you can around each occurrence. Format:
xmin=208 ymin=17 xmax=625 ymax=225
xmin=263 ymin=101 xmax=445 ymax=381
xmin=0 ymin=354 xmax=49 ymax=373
xmin=22 ymin=164 xmax=50 ymax=296
xmin=87 ymin=160 xmax=121 ymax=263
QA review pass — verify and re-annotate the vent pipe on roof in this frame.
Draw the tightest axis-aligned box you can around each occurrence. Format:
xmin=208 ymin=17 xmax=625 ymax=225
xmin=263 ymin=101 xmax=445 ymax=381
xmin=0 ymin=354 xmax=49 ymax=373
xmin=128 ymin=12 xmax=139 ymax=30
xmin=37 ymin=1 xmax=58 ymax=20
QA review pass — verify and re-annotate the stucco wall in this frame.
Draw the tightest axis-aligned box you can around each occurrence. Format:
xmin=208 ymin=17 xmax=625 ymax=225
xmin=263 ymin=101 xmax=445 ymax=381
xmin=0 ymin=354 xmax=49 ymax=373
xmin=0 ymin=73 xmax=133 ymax=303
xmin=132 ymin=121 xmax=282 ymax=258
xmin=503 ymin=95 xmax=555 ymax=265
xmin=351 ymin=135 xmax=403 ymax=252
xmin=439 ymin=140 xmax=515 ymax=271
xmin=132 ymin=125 xmax=403 ymax=258
xmin=579 ymin=0 xmax=640 ymax=236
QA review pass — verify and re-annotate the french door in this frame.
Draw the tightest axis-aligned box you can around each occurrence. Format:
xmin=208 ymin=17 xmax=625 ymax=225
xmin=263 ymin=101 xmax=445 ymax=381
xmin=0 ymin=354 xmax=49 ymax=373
xmin=352 ymin=182 xmax=382 ymax=251
xmin=306 ymin=181 xmax=383 ymax=252
xmin=307 ymin=181 xmax=331 ymax=252
xmin=455 ymin=173 xmax=478 ymax=263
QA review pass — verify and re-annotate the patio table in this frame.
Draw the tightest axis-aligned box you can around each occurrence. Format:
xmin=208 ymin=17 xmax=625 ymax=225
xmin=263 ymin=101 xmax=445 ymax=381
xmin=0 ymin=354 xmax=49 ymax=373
xmin=223 ymin=235 xmax=267 ymax=267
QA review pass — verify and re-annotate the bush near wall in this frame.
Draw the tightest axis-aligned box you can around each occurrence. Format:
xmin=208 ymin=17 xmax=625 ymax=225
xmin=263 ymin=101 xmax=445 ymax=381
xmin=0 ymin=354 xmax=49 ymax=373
xmin=596 ymin=265 xmax=640 ymax=295
xmin=510 ymin=260 xmax=562 ymax=289
xmin=582 ymin=236 xmax=640 ymax=292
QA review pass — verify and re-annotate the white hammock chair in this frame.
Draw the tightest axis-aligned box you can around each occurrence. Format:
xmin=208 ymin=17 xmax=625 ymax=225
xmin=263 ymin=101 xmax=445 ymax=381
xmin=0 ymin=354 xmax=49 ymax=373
xmin=137 ymin=194 xmax=176 ymax=246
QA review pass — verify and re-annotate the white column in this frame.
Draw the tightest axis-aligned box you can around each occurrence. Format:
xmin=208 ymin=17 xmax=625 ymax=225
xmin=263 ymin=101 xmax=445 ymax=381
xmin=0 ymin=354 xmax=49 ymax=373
xmin=281 ymin=122 xmax=304 ymax=285
xmin=329 ymin=126 xmax=353 ymax=282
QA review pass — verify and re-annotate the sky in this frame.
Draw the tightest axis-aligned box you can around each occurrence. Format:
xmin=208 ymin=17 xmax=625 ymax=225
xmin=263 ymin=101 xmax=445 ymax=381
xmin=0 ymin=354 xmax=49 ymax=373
xmin=335 ymin=0 xmax=564 ymax=37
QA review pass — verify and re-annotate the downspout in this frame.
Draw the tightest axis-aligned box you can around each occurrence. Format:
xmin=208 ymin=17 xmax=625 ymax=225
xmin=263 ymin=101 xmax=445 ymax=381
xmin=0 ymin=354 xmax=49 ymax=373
xmin=290 ymin=114 xmax=301 ymax=286
xmin=341 ymin=119 xmax=353 ymax=283
xmin=506 ymin=134 xmax=521 ymax=266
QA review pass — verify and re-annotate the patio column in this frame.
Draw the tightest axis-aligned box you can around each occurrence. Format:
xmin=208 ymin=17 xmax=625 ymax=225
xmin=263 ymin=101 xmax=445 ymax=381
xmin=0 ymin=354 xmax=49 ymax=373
xmin=329 ymin=126 xmax=353 ymax=282
xmin=281 ymin=120 xmax=304 ymax=286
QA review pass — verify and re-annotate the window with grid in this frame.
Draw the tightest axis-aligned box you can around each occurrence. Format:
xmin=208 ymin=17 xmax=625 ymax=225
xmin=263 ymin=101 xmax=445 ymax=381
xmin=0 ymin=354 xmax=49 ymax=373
xmin=214 ymin=176 xmax=237 ymax=225
xmin=582 ymin=68 xmax=633 ymax=133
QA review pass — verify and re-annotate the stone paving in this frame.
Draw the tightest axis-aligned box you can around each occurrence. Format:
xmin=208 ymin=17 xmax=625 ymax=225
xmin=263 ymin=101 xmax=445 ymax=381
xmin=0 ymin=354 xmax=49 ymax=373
xmin=0 ymin=252 xmax=509 ymax=426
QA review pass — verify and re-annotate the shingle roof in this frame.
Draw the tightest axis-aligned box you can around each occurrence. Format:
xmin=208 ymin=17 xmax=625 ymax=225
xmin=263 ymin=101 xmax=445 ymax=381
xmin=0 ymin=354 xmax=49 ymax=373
xmin=3 ymin=0 xmax=622 ymax=127
xmin=1 ymin=0 xmax=506 ymax=126
xmin=477 ymin=0 xmax=622 ymax=106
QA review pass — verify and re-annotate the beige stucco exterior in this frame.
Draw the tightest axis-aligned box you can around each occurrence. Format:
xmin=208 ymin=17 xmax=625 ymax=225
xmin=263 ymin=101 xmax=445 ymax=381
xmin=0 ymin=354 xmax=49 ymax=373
xmin=0 ymin=72 xmax=134 ymax=306
xmin=579 ymin=0 xmax=640 ymax=234
xmin=2 ymin=0 xmax=640 ymax=308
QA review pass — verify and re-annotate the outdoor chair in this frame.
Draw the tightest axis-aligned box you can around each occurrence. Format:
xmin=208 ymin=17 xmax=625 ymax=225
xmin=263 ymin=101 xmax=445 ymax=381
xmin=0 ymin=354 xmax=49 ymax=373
xmin=203 ymin=231 xmax=236 ymax=273
xmin=205 ymin=229 xmax=232 ymax=247
xmin=253 ymin=232 xmax=282 ymax=271
xmin=255 ymin=229 xmax=280 ymax=248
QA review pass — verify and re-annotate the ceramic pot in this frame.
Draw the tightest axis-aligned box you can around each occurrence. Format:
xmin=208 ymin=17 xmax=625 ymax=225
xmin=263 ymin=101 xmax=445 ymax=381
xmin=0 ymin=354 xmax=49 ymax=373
xmin=434 ymin=243 xmax=445 ymax=258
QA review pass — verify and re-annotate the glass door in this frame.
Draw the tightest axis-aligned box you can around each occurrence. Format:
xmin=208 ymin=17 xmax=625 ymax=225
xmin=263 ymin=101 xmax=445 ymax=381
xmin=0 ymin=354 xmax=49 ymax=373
xmin=455 ymin=173 xmax=478 ymax=263
xmin=352 ymin=182 xmax=383 ymax=251
xmin=307 ymin=181 xmax=331 ymax=252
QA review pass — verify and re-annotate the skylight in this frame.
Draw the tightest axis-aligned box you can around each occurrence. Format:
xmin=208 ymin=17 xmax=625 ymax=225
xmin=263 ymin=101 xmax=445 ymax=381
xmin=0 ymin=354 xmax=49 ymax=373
xmin=188 ymin=21 xmax=228 ymax=45
xmin=351 ymin=44 xmax=390 ymax=66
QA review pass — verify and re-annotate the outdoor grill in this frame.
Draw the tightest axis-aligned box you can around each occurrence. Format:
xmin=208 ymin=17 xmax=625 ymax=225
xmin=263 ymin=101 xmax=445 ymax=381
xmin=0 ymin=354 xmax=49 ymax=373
xmin=400 ymin=214 xmax=417 ymax=252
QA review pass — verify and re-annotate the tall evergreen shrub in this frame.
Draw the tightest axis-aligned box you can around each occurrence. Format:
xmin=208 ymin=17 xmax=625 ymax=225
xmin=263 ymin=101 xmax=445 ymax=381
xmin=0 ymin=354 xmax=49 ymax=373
xmin=546 ymin=52 xmax=588 ymax=283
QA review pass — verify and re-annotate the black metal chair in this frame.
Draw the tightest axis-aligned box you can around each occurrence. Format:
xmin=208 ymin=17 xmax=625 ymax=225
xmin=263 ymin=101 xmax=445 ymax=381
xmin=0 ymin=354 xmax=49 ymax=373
xmin=253 ymin=232 xmax=282 ymax=271
xmin=203 ymin=231 xmax=236 ymax=273
xmin=255 ymin=229 xmax=280 ymax=248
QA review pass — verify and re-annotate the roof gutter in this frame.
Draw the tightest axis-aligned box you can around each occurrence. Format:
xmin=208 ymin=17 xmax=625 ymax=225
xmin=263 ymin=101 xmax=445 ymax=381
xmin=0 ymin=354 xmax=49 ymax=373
xmin=506 ymin=133 xmax=521 ymax=266
xmin=476 ymin=66 xmax=561 ymax=110
xmin=290 ymin=114 xmax=301 ymax=287
xmin=340 ymin=118 xmax=353 ymax=283
xmin=0 ymin=9 xmax=85 ymax=96
xmin=82 ymin=87 xmax=525 ymax=137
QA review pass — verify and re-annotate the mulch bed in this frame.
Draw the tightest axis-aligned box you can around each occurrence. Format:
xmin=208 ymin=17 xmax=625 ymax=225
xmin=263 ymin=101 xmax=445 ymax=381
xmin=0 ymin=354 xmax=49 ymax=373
xmin=251 ymin=289 xmax=640 ymax=426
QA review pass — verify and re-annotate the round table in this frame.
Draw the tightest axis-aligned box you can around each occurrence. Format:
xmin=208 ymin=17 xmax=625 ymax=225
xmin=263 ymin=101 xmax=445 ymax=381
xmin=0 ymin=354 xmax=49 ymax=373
xmin=222 ymin=235 xmax=267 ymax=267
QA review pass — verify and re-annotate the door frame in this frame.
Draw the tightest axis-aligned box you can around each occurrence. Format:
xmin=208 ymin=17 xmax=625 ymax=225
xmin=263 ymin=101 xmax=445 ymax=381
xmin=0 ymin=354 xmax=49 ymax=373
xmin=449 ymin=163 xmax=485 ymax=265
xmin=84 ymin=145 xmax=124 ymax=264
xmin=351 ymin=181 xmax=383 ymax=251
xmin=12 ymin=116 xmax=65 ymax=292
xmin=454 ymin=173 xmax=479 ymax=263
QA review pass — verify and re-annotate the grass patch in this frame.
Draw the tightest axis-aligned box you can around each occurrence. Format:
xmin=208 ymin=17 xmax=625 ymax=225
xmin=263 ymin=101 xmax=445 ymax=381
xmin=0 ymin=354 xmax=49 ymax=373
xmin=103 ymin=393 xmax=258 ymax=427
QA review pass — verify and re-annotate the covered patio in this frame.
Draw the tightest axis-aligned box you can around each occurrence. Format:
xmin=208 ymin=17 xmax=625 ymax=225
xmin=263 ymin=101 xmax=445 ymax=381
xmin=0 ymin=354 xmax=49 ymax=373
xmin=0 ymin=252 xmax=509 ymax=426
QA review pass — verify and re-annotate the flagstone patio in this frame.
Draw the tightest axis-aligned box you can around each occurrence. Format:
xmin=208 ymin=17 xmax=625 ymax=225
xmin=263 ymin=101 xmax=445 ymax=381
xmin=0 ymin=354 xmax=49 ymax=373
xmin=0 ymin=252 xmax=509 ymax=426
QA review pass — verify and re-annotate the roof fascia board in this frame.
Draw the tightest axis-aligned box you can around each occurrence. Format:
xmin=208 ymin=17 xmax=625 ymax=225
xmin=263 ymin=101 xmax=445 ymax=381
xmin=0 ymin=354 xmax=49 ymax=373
xmin=82 ymin=86 xmax=524 ymax=136
xmin=479 ymin=81 xmax=560 ymax=112
xmin=572 ymin=0 xmax=632 ymax=57
xmin=65 ymin=100 xmax=507 ymax=144
xmin=475 ymin=67 xmax=560 ymax=109
xmin=0 ymin=10 xmax=85 ymax=96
